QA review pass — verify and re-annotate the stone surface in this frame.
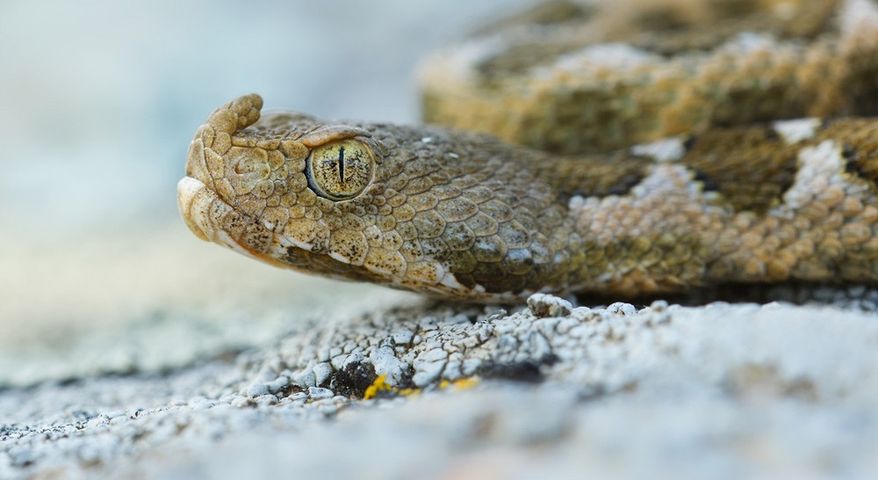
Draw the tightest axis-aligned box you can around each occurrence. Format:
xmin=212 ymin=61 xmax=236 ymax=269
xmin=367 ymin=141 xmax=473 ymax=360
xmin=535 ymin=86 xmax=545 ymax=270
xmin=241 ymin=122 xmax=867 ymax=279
xmin=2 ymin=241 xmax=878 ymax=479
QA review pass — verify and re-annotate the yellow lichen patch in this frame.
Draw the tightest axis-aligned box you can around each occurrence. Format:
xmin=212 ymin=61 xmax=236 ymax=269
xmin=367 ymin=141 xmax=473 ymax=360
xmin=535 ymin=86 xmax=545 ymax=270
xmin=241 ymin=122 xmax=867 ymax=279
xmin=439 ymin=376 xmax=480 ymax=391
xmin=362 ymin=375 xmax=479 ymax=400
xmin=362 ymin=375 xmax=422 ymax=400
xmin=363 ymin=375 xmax=390 ymax=400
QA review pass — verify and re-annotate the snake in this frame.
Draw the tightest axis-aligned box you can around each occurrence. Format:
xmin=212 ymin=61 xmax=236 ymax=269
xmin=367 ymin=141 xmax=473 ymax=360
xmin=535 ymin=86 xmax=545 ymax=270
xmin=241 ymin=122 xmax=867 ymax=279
xmin=178 ymin=0 xmax=878 ymax=303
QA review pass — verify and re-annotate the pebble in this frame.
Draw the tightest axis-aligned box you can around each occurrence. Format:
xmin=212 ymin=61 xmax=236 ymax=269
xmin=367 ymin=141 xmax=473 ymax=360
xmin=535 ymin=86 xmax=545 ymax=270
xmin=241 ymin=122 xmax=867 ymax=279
xmin=527 ymin=294 xmax=573 ymax=317
xmin=462 ymin=358 xmax=483 ymax=376
xmin=413 ymin=360 xmax=446 ymax=387
xmin=607 ymin=302 xmax=637 ymax=316
xmin=244 ymin=382 xmax=270 ymax=397
xmin=288 ymin=392 xmax=308 ymax=402
xmin=370 ymin=346 xmax=409 ymax=385
xmin=293 ymin=369 xmax=317 ymax=388
xmin=267 ymin=376 xmax=290 ymax=394
xmin=330 ymin=354 xmax=347 ymax=370
xmin=418 ymin=348 xmax=449 ymax=363
xmin=308 ymin=387 xmax=334 ymax=400
xmin=391 ymin=329 xmax=414 ymax=345
xmin=343 ymin=352 xmax=365 ymax=368
xmin=312 ymin=363 xmax=333 ymax=386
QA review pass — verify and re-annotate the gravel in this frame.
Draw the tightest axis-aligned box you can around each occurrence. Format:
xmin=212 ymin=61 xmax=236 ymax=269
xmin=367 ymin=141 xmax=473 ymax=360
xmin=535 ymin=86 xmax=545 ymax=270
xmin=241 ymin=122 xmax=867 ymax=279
xmin=3 ymin=281 xmax=878 ymax=479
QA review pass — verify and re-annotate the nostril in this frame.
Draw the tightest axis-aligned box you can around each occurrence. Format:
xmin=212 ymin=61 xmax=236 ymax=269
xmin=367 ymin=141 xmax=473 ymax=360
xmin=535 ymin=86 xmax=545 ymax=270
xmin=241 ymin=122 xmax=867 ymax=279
xmin=234 ymin=158 xmax=270 ymax=177
xmin=229 ymin=148 xmax=271 ymax=177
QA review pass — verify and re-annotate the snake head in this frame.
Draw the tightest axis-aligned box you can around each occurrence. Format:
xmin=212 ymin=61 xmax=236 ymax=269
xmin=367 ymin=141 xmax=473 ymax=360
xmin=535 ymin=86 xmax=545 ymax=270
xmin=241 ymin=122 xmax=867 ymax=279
xmin=177 ymin=94 xmax=391 ymax=279
xmin=177 ymin=94 xmax=467 ymax=295
xmin=178 ymin=95 xmax=568 ymax=302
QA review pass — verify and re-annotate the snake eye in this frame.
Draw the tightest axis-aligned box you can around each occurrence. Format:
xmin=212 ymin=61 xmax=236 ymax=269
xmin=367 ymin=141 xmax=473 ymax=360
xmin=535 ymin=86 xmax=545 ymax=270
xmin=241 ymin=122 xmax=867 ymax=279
xmin=306 ymin=139 xmax=375 ymax=200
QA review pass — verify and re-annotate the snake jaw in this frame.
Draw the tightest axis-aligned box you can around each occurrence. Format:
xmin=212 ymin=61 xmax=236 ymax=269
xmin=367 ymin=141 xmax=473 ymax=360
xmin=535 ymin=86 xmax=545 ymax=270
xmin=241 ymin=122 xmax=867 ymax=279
xmin=177 ymin=175 xmax=269 ymax=261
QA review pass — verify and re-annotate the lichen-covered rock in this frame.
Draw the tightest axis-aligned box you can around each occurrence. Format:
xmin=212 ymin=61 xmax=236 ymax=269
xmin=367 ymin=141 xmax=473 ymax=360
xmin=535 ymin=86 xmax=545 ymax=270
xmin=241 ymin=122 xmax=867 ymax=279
xmin=3 ymin=297 xmax=878 ymax=478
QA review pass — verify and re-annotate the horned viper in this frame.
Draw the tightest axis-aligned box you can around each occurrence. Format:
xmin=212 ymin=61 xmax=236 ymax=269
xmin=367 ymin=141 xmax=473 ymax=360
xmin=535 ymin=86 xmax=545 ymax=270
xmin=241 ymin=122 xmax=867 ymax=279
xmin=178 ymin=0 xmax=878 ymax=302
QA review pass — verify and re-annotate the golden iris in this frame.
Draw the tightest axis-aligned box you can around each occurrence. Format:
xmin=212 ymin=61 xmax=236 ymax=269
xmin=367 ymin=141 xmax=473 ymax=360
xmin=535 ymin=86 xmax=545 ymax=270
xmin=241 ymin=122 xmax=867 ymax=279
xmin=306 ymin=139 xmax=375 ymax=200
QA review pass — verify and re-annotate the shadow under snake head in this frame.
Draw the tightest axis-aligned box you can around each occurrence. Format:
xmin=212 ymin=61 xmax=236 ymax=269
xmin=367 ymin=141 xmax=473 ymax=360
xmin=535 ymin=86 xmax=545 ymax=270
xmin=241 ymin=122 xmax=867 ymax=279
xmin=178 ymin=94 xmax=577 ymax=302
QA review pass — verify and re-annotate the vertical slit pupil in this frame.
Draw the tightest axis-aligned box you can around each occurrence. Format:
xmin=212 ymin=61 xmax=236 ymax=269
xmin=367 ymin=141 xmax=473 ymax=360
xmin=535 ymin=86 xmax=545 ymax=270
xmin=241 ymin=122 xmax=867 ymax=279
xmin=337 ymin=146 xmax=345 ymax=183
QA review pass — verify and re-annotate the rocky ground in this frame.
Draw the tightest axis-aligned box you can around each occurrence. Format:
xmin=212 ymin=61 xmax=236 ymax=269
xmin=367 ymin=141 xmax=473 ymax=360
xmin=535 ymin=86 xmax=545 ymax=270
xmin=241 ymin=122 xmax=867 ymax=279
xmin=2 ymin=225 xmax=878 ymax=479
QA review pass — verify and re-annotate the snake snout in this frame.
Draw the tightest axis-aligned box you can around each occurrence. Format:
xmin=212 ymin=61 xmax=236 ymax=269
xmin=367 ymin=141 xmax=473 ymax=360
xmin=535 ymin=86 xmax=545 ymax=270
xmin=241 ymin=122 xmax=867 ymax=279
xmin=177 ymin=177 xmax=214 ymax=242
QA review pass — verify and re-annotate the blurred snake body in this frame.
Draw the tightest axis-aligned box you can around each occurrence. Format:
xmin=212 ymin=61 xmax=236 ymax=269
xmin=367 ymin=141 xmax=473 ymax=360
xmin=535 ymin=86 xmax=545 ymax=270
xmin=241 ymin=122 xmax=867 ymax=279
xmin=178 ymin=0 xmax=878 ymax=302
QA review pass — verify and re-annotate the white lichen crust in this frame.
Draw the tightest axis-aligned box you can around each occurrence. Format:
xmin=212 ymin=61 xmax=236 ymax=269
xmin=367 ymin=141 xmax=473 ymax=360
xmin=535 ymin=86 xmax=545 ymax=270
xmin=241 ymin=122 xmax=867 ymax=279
xmin=5 ymin=293 xmax=878 ymax=478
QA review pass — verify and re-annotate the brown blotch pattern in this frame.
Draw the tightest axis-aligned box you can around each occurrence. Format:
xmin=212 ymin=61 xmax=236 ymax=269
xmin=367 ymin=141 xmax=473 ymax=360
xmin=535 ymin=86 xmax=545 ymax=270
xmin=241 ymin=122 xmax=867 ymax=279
xmin=532 ymin=152 xmax=651 ymax=198
xmin=823 ymin=119 xmax=878 ymax=188
xmin=471 ymin=0 xmax=595 ymax=36
xmin=420 ymin=0 xmax=867 ymax=154
xmin=681 ymin=127 xmax=799 ymax=213
xmin=628 ymin=0 xmax=839 ymax=56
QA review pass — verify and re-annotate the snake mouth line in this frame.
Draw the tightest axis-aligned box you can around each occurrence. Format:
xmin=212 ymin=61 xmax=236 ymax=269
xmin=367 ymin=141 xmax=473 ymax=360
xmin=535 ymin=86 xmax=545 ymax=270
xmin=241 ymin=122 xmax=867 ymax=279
xmin=176 ymin=176 xmax=257 ymax=258
xmin=177 ymin=176 xmax=313 ymax=266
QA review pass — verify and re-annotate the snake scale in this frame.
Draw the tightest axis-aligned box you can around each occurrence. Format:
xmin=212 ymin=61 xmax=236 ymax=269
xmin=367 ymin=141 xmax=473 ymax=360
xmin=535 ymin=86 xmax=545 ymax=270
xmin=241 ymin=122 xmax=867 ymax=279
xmin=178 ymin=0 xmax=878 ymax=302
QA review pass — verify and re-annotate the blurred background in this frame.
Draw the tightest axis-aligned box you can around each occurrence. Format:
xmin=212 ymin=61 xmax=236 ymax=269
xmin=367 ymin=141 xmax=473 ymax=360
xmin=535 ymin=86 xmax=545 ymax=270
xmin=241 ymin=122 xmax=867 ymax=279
xmin=0 ymin=0 xmax=526 ymax=385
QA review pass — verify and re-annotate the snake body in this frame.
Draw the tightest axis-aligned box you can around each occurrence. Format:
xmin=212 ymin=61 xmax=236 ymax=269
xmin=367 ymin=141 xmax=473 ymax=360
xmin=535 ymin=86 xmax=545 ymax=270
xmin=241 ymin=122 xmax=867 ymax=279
xmin=178 ymin=0 xmax=878 ymax=302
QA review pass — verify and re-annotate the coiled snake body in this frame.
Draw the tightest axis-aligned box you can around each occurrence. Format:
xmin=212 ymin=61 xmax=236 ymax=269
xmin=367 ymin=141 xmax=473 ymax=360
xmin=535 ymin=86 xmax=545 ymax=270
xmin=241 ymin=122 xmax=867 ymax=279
xmin=178 ymin=0 xmax=878 ymax=302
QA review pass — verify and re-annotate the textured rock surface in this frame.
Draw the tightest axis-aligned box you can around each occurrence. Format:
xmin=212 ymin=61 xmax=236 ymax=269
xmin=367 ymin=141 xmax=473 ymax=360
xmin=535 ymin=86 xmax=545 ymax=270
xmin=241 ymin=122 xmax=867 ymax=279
xmin=2 ymin=234 xmax=878 ymax=479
